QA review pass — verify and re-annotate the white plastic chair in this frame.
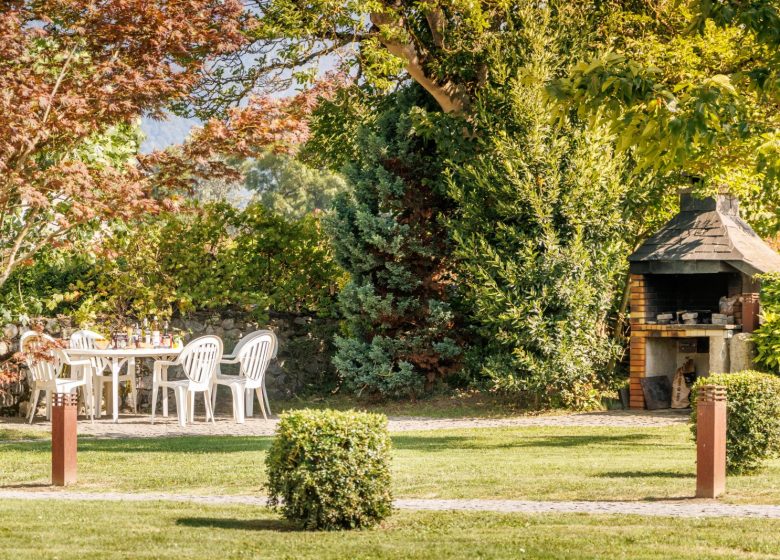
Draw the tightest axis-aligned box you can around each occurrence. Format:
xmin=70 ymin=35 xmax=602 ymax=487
xmin=151 ymin=335 xmax=223 ymax=427
xmin=21 ymin=331 xmax=93 ymax=424
xmin=70 ymin=329 xmax=138 ymax=416
xmin=211 ymin=331 xmax=277 ymax=422
xmin=225 ymin=329 xmax=277 ymax=417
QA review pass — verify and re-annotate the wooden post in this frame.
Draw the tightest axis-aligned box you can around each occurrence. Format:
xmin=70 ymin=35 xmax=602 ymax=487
xmin=696 ymin=385 xmax=727 ymax=499
xmin=51 ymin=393 xmax=78 ymax=486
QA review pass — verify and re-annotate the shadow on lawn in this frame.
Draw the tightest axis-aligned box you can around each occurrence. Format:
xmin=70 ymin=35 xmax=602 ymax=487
xmin=177 ymin=517 xmax=298 ymax=532
xmin=392 ymin=433 xmax=658 ymax=452
xmin=599 ymin=470 xmax=694 ymax=479
xmin=0 ymin=436 xmax=273 ymax=455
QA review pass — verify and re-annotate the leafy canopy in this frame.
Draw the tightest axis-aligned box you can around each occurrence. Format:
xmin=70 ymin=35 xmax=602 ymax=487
xmin=0 ymin=0 xmax=244 ymax=288
xmin=547 ymin=0 xmax=780 ymax=229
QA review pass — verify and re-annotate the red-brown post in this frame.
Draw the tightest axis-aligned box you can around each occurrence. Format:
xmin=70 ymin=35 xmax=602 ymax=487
xmin=696 ymin=385 xmax=727 ymax=499
xmin=51 ymin=393 xmax=78 ymax=486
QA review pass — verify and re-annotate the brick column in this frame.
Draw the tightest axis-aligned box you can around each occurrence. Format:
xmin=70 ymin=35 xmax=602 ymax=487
xmin=629 ymin=332 xmax=646 ymax=409
xmin=51 ymin=393 xmax=78 ymax=486
xmin=628 ymin=274 xmax=647 ymax=409
xmin=696 ymin=385 xmax=727 ymax=499
xmin=742 ymin=293 xmax=759 ymax=333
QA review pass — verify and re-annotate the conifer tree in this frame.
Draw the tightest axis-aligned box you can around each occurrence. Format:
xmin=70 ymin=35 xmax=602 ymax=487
xmin=442 ymin=5 xmax=642 ymax=408
xmin=325 ymin=87 xmax=461 ymax=398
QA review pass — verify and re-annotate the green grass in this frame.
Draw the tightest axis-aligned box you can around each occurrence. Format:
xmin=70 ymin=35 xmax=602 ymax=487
xmin=0 ymin=428 xmax=47 ymax=442
xmin=2 ymin=424 xmax=780 ymax=503
xmin=1 ymin=499 xmax=779 ymax=559
xmin=273 ymin=390 xmax=559 ymax=418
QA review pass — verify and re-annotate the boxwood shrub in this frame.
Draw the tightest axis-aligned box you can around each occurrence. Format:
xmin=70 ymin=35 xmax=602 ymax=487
xmin=691 ymin=371 xmax=780 ymax=474
xmin=265 ymin=409 xmax=392 ymax=530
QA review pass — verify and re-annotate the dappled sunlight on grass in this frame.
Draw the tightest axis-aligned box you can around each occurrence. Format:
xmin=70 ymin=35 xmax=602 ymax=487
xmin=1 ymin=424 xmax=779 ymax=504
xmin=3 ymin=500 xmax=780 ymax=559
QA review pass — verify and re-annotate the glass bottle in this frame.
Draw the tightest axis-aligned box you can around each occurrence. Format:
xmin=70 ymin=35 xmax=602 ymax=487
xmin=151 ymin=315 xmax=161 ymax=347
xmin=143 ymin=317 xmax=151 ymax=347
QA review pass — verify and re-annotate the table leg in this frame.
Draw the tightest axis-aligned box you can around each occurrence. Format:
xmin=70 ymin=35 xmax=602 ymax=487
xmin=128 ymin=357 xmax=137 ymax=414
xmin=112 ymin=358 xmax=120 ymax=423
xmin=162 ymin=365 xmax=169 ymax=417
xmin=102 ymin=382 xmax=111 ymax=419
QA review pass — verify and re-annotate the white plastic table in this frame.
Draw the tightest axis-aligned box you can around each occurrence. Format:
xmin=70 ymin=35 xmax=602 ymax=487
xmin=64 ymin=347 xmax=181 ymax=423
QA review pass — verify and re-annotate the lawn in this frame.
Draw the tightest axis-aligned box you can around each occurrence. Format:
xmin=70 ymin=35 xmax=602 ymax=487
xmin=273 ymin=390 xmax=561 ymax=418
xmin=2 ymin=424 xmax=780 ymax=504
xmin=0 ymin=428 xmax=46 ymax=441
xmin=1 ymin=499 xmax=779 ymax=560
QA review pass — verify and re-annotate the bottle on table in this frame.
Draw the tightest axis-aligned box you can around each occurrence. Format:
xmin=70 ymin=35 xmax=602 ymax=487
xmin=161 ymin=321 xmax=171 ymax=348
xmin=143 ymin=317 xmax=151 ymax=347
xmin=151 ymin=316 xmax=161 ymax=347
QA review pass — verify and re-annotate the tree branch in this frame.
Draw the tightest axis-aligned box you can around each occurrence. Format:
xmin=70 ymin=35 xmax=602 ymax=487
xmin=370 ymin=12 xmax=469 ymax=114
xmin=425 ymin=7 xmax=445 ymax=49
xmin=42 ymin=45 xmax=78 ymax=125
xmin=0 ymin=210 xmax=38 ymax=287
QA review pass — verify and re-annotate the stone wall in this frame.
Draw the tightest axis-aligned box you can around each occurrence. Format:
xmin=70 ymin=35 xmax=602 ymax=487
xmin=0 ymin=310 xmax=339 ymax=416
xmin=729 ymin=333 xmax=757 ymax=373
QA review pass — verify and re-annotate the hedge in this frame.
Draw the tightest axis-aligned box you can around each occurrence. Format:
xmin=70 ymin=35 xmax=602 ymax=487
xmin=265 ymin=409 xmax=392 ymax=530
xmin=691 ymin=371 xmax=780 ymax=474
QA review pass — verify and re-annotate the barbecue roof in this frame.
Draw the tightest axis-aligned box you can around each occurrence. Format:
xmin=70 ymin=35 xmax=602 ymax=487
xmin=628 ymin=191 xmax=780 ymax=276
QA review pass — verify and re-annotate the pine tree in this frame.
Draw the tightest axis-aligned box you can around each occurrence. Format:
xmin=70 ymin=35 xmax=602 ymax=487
xmin=325 ymin=87 xmax=461 ymax=398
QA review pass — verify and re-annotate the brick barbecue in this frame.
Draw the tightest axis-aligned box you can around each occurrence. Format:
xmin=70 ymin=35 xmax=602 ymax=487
xmin=627 ymin=190 xmax=780 ymax=409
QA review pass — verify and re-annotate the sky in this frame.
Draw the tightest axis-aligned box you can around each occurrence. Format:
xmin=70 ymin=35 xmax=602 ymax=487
xmin=139 ymin=52 xmax=341 ymax=153
xmin=140 ymin=114 xmax=200 ymax=153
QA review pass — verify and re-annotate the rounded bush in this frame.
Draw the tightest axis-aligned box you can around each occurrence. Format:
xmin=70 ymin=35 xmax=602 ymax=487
xmin=691 ymin=371 xmax=780 ymax=474
xmin=265 ymin=409 xmax=393 ymax=530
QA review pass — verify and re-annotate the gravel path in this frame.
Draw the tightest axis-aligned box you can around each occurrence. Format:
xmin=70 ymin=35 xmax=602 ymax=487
xmin=1 ymin=489 xmax=778 ymax=519
xmin=1 ymin=409 xmax=687 ymax=439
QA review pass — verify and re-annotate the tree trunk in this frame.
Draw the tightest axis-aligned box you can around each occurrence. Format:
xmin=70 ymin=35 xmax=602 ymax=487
xmin=370 ymin=12 xmax=470 ymax=114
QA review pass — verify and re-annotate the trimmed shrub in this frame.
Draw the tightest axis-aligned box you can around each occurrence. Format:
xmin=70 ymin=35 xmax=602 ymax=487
xmin=265 ymin=409 xmax=392 ymax=530
xmin=691 ymin=371 xmax=780 ymax=474
xmin=754 ymin=272 xmax=780 ymax=373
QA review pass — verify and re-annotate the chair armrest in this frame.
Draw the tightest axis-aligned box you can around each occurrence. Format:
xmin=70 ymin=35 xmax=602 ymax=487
xmin=67 ymin=360 xmax=92 ymax=381
xmin=69 ymin=359 xmax=92 ymax=367
xmin=153 ymin=359 xmax=179 ymax=372
xmin=220 ymin=356 xmax=240 ymax=365
xmin=152 ymin=359 xmax=179 ymax=382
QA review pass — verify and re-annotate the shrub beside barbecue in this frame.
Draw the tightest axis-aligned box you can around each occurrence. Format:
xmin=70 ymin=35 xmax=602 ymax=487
xmin=265 ymin=409 xmax=392 ymax=530
xmin=691 ymin=371 xmax=780 ymax=474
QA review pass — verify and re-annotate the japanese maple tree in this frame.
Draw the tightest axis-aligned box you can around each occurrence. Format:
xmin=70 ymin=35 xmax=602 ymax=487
xmin=0 ymin=0 xmax=244 ymax=288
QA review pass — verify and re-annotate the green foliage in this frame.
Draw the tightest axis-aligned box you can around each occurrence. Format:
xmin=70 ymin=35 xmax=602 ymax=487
xmin=325 ymin=86 xmax=461 ymax=399
xmin=244 ymin=152 xmax=348 ymax=219
xmin=754 ymin=273 xmax=780 ymax=372
xmin=265 ymin=409 xmax=393 ymax=530
xmin=0 ymin=245 xmax=95 ymax=322
xmin=431 ymin=4 xmax=636 ymax=408
xmin=72 ymin=121 xmax=144 ymax=170
xmin=548 ymin=2 xmax=780 ymax=233
xmin=0 ymin=202 xmax=345 ymax=323
xmin=691 ymin=371 xmax=780 ymax=475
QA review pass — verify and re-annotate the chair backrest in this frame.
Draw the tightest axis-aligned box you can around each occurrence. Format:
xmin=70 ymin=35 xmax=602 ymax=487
xmin=236 ymin=333 xmax=276 ymax=383
xmin=20 ymin=331 xmax=65 ymax=383
xmin=70 ymin=329 xmax=104 ymax=350
xmin=179 ymin=335 xmax=223 ymax=386
xmin=230 ymin=329 xmax=278 ymax=359
xmin=70 ymin=329 xmax=110 ymax=372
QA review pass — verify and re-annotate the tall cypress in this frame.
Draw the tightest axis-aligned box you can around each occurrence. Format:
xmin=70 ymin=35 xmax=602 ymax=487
xmin=325 ymin=86 xmax=461 ymax=398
